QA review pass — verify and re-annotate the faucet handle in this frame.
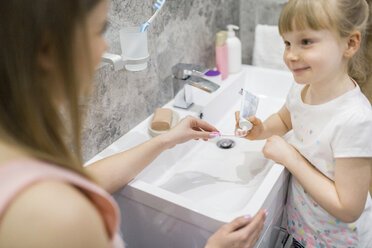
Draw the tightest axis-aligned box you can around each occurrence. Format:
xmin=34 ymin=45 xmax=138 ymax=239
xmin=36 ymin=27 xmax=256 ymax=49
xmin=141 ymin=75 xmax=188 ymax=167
xmin=172 ymin=63 xmax=209 ymax=79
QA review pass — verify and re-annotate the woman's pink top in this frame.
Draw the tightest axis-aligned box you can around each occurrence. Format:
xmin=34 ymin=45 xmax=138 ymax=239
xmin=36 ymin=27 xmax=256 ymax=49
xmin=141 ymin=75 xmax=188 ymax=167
xmin=0 ymin=159 xmax=124 ymax=248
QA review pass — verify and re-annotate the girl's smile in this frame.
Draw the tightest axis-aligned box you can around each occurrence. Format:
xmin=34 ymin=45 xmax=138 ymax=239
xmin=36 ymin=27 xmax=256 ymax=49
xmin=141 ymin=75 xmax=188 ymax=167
xmin=292 ymin=66 xmax=311 ymax=74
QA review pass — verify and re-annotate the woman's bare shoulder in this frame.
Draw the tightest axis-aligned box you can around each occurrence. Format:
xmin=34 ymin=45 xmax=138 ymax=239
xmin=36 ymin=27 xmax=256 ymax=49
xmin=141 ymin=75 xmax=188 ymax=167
xmin=0 ymin=180 xmax=111 ymax=248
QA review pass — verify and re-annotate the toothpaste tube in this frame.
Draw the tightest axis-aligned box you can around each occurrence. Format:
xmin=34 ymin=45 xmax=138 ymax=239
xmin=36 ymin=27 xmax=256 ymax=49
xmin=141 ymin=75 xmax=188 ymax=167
xmin=239 ymin=89 xmax=259 ymax=131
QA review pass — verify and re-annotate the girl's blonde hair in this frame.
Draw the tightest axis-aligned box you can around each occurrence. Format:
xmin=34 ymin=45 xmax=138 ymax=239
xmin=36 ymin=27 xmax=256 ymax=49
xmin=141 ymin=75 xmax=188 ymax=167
xmin=278 ymin=0 xmax=372 ymax=101
xmin=0 ymin=1 xmax=100 ymax=178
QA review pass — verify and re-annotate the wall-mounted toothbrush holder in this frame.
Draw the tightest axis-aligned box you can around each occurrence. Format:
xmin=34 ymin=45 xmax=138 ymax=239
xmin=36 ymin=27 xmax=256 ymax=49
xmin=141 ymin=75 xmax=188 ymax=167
xmin=102 ymin=27 xmax=149 ymax=72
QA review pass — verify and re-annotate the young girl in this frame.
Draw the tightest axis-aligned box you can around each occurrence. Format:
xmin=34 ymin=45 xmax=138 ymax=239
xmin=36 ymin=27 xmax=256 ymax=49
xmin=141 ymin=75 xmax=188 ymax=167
xmin=237 ymin=0 xmax=372 ymax=247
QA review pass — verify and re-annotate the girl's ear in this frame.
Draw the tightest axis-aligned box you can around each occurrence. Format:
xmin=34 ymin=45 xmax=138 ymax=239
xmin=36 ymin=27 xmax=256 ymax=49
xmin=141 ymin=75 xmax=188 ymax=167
xmin=344 ymin=31 xmax=361 ymax=58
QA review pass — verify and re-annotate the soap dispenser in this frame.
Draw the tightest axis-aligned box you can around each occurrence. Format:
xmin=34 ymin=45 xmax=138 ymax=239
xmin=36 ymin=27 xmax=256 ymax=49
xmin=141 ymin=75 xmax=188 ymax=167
xmin=215 ymin=31 xmax=229 ymax=80
xmin=226 ymin=24 xmax=242 ymax=74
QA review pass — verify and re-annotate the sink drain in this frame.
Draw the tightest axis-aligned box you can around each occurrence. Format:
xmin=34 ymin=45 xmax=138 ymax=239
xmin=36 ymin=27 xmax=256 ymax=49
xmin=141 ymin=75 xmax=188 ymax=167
xmin=216 ymin=139 xmax=235 ymax=149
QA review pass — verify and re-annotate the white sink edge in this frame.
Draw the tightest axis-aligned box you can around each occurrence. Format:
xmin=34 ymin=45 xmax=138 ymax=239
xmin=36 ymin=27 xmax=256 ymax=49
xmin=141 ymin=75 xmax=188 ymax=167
xmin=121 ymin=162 xmax=286 ymax=224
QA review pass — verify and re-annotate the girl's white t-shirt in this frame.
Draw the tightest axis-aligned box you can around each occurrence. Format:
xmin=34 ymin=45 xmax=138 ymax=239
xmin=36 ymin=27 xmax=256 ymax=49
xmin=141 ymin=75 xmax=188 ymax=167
xmin=285 ymin=82 xmax=372 ymax=247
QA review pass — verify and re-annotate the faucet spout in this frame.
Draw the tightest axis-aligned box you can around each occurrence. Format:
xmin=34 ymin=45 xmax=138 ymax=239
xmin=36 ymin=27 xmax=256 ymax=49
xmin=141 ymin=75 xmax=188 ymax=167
xmin=186 ymin=75 xmax=220 ymax=93
xmin=169 ymin=63 xmax=220 ymax=109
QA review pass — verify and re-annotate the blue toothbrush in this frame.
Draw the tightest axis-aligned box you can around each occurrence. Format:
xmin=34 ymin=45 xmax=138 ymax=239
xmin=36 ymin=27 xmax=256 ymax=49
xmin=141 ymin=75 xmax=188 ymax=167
xmin=140 ymin=0 xmax=166 ymax=32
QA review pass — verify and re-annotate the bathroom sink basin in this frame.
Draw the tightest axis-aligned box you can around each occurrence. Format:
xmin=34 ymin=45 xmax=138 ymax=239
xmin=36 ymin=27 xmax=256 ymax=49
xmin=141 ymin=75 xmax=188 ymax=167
xmin=154 ymin=137 xmax=271 ymax=214
xmin=86 ymin=65 xmax=294 ymax=248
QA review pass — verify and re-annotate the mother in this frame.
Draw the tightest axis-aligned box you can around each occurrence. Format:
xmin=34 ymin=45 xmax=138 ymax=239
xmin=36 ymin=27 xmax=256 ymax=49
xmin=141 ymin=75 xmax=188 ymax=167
xmin=0 ymin=0 xmax=266 ymax=247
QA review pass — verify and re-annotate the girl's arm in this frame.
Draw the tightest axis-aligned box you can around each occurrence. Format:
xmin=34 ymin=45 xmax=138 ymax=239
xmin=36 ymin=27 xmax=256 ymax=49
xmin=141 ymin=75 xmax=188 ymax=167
xmin=264 ymin=136 xmax=371 ymax=222
xmin=332 ymin=158 xmax=371 ymax=221
xmin=290 ymin=156 xmax=370 ymax=222
xmin=262 ymin=104 xmax=292 ymax=138
xmin=85 ymin=116 xmax=219 ymax=194
xmin=236 ymin=104 xmax=292 ymax=140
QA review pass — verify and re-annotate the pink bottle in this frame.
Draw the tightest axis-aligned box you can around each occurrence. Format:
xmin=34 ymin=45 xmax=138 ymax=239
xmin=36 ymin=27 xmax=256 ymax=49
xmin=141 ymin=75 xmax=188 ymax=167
xmin=216 ymin=31 xmax=229 ymax=80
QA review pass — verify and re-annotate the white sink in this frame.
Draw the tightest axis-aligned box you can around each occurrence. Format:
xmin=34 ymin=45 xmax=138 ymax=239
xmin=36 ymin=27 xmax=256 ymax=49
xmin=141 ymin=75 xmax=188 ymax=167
xmin=86 ymin=65 xmax=294 ymax=248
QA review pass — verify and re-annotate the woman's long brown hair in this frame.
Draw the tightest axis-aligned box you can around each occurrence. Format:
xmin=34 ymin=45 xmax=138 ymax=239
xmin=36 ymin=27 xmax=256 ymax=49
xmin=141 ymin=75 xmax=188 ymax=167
xmin=0 ymin=0 xmax=100 ymax=177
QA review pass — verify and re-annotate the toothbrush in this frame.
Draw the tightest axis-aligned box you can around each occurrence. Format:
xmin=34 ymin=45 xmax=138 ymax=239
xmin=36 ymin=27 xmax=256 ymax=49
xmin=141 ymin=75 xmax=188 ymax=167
xmin=153 ymin=0 xmax=165 ymax=10
xmin=220 ymin=133 xmax=238 ymax=137
xmin=198 ymin=128 xmax=241 ymax=138
xmin=140 ymin=0 xmax=166 ymax=33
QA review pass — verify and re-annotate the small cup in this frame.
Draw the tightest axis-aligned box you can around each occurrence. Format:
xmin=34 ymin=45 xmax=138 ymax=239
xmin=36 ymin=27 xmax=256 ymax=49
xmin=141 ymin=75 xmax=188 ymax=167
xmin=120 ymin=27 xmax=149 ymax=71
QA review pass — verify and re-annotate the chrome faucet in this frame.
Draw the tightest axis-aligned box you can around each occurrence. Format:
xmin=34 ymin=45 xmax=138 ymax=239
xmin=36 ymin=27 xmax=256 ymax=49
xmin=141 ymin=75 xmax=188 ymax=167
xmin=171 ymin=63 xmax=220 ymax=109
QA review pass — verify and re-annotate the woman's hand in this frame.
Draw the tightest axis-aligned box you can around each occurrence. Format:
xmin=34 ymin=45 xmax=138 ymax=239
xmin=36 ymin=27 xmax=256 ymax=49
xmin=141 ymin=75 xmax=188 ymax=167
xmin=234 ymin=111 xmax=264 ymax=140
xmin=162 ymin=115 xmax=219 ymax=149
xmin=262 ymin=135 xmax=298 ymax=165
xmin=205 ymin=209 xmax=266 ymax=248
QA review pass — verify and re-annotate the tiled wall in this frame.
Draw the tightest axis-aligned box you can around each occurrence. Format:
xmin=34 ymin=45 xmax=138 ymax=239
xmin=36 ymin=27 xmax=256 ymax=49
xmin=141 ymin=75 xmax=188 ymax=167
xmin=82 ymin=0 xmax=285 ymax=161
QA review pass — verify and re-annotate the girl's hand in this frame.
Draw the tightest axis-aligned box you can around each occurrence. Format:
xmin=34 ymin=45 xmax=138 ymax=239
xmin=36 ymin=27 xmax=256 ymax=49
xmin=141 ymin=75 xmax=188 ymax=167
xmin=235 ymin=111 xmax=264 ymax=140
xmin=262 ymin=135 xmax=298 ymax=165
xmin=205 ymin=210 xmax=266 ymax=248
xmin=162 ymin=115 xmax=219 ymax=148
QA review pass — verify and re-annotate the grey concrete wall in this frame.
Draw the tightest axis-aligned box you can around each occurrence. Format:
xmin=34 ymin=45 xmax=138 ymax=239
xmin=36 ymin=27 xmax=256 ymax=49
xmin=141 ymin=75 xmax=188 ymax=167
xmin=82 ymin=0 xmax=286 ymax=161
xmin=82 ymin=0 xmax=240 ymax=161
